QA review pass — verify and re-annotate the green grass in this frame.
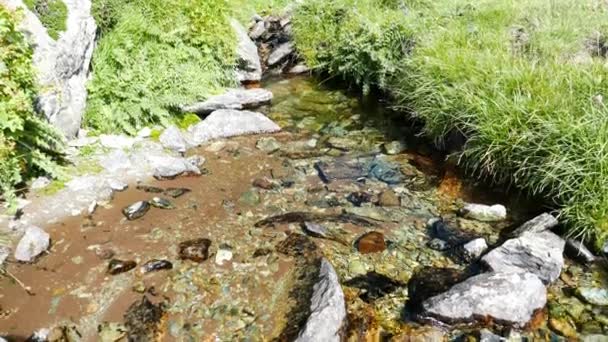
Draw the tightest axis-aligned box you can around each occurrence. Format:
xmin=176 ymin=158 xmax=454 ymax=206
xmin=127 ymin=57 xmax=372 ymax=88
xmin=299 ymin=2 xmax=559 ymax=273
xmin=293 ymin=0 xmax=608 ymax=246
xmin=23 ymin=0 xmax=68 ymax=40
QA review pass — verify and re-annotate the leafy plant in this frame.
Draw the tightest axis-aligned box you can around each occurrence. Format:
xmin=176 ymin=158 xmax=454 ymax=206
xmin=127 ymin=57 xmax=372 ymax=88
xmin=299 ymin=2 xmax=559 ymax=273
xmin=23 ymin=0 xmax=68 ymax=40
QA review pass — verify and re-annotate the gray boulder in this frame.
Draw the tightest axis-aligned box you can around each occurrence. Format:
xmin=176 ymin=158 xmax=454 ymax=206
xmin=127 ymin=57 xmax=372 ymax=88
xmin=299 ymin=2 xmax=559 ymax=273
xmin=249 ymin=20 xmax=266 ymax=40
xmin=1 ymin=0 xmax=97 ymax=138
xmin=231 ymin=19 xmax=262 ymax=83
xmin=189 ymin=109 xmax=280 ymax=146
xmin=482 ymin=230 xmax=565 ymax=285
xmin=509 ymin=212 xmax=558 ymax=237
xmin=147 ymin=155 xmax=202 ymax=180
xmin=159 ymin=126 xmax=188 ymax=153
xmin=14 ymin=225 xmax=50 ymax=262
xmin=182 ymin=88 xmax=273 ymax=115
xmin=296 ymin=258 xmax=346 ymax=342
xmin=268 ymin=42 xmax=294 ymax=67
xmin=422 ymin=272 xmax=546 ymax=328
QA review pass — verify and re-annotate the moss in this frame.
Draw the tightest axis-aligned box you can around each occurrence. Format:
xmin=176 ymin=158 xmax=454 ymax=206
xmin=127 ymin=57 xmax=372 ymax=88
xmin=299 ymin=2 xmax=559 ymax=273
xmin=23 ymin=0 xmax=68 ymax=40
xmin=38 ymin=179 xmax=66 ymax=196
xmin=175 ymin=113 xmax=201 ymax=130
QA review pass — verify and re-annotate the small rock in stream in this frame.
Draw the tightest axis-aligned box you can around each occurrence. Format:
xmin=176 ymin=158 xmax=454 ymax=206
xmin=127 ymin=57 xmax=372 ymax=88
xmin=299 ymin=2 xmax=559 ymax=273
xmin=356 ymin=232 xmax=386 ymax=254
xmin=107 ymin=259 xmax=137 ymax=275
xmin=122 ymin=201 xmax=151 ymax=220
xmin=295 ymin=258 xmax=346 ymax=342
xmin=459 ymin=203 xmax=507 ymax=222
xmin=215 ymin=244 xmax=234 ymax=266
xmin=150 ymin=197 xmax=175 ymax=209
xmin=577 ymin=287 xmax=608 ymax=306
xmin=302 ymin=221 xmax=329 ymax=238
xmin=428 ymin=238 xmax=450 ymax=251
xmin=108 ymin=179 xmax=128 ymax=192
xmin=382 ymin=141 xmax=407 ymax=155
xmin=427 ymin=218 xmax=478 ymax=247
xmin=346 ymin=191 xmax=373 ymax=207
xmin=314 ymin=159 xmax=368 ymax=183
xmin=136 ymin=185 xmax=164 ymax=193
xmin=377 ymin=190 xmax=400 ymax=207
xmin=14 ymin=225 xmax=50 ymax=262
xmin=565 ymin=238 xmax=596 ymax=264
xmin=344 ymin=272 xmax=404 ymax=302
xmin=178 ymin=238 xmax=212 ymax=262
xmin=163 ymin=187 xmax=191 ymax=198
xmin=140 ymin=260 xmax=173 ymax=274
xmin=458 ymin=238 xmax=488 ymax=261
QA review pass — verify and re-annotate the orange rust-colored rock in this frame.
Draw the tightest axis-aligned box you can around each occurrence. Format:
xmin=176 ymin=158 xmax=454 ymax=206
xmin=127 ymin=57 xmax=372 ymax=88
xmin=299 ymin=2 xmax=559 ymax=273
xmin=356 ymin=232 xmax=386 ymax=254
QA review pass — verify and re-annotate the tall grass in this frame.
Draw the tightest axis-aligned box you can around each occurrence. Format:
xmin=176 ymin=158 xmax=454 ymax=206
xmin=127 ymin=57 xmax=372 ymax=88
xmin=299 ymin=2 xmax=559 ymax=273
xmin=293 ymin=0 xmax=608 ymax=245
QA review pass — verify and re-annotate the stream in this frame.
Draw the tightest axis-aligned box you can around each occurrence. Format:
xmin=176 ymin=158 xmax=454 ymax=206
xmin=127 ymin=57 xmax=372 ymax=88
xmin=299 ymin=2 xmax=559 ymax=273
xmin=1 ymin=76 xmax=607 ymax=341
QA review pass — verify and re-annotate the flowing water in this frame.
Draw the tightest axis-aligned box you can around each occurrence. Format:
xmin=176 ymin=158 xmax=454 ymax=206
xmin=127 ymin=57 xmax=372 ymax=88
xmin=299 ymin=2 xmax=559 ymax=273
xmin=0 ymin=76 xmax=605 ymax=340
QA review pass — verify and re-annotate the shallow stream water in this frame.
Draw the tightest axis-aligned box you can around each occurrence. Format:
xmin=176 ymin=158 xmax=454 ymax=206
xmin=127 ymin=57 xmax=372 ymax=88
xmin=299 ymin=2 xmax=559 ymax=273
xmin=0 ymin=76 xmax=606 ymax=341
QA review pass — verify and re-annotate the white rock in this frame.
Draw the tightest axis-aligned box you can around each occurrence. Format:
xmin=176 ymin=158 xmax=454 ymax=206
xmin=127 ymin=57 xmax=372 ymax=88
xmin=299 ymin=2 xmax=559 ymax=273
xmin=460 ymin=238 xmax=488 ymax=260
xmin=182 ymin=89 xmax=273 ymax=115
xmin=461 ymin=203 xmax=507 ymax=222
xmin=189 ymin=110 xmax=280 ymax=146
xmin=108 ymin=179 xmax=128 ymax=192
xmin=147 ymin=156 xmax=201 ymax=180
xmin=31 ymin=177 xmax=51 ymax=190
xmin=137 ymin=127 xmax=152 ymax=138
xmin=14 ymin=226 xmax=50 ymax=262
xmin=159 ymin=126 xmax=188 ymax=153
xmin=99 ymin=135 xmax=137 ymax=149
xmin=99 ymin=149 xmax=132 ymax=172
xmin=231 ymin=19 xmax=262 ymax=83
xmin=288 ymin=64 xmax=310 ymax=74
xmin=215 ymin=245 xmax=233 ymax=266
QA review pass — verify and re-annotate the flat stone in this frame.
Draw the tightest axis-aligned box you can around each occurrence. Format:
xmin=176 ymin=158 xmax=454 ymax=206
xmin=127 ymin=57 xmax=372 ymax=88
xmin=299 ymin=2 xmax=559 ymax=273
xmin=108 ymin=179 xmax=128 ymax=192
xmin=189 ymin=110 xmax=280 ymax=146
xmin=295 ymin=259 xmax=346 ymax=342
xmin=107 ymin=259 xmax=137 ymax=275
xmin=577 ymin=287 xmax=608 ymax=306
xmin=231 ymin=19 xmax=262 ymax=83
xmin=159 ymin=126 xmax=188 ymax=153
xmin=122 ymin=201 xmax=150 ymax=221
xmin=14 ymin=226 xmax=50 ymax=262
xmin=509 ymin=212 xmax=558 ymax=237
xmin=182 ymin=89 xmax=273 ymax=115
xmin=147 ymin=155 xmax=202 ymax=180
xmin=460 ymin=203 xmax=507 ymax=222
xmin=268 ymin=42 xmax=294 ymax=67
xmin=356 ymin=232 xmax=386 ymax=254
xmin=422 ymin=272 xmax=546 ymax=327
xmin=482 ymin=230 xmax=565 ymax=284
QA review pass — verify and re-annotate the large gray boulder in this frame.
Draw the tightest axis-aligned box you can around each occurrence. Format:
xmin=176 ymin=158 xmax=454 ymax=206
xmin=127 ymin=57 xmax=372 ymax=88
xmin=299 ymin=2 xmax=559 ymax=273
xmin=296 ymin=258 xmax=347 ymax=342
xmin=482 ymin=229 xmax=565 ymax=285
xmin=1 ymin=0 xmax=97 ymax=138
xmin=422 ymin=272 xmax=546 ymax=328
xmin=182 ymin=88 xmax=273 ymax=115
xmin=188 ymin=109 xmax=280 ymax=146
xmin=231 ymin=19 xmax=262 ymax=83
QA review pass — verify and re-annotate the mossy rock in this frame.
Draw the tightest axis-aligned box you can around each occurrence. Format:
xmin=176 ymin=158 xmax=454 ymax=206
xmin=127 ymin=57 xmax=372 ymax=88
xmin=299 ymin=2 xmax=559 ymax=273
xmin=24 ymin=0 xmax=68 ymax=40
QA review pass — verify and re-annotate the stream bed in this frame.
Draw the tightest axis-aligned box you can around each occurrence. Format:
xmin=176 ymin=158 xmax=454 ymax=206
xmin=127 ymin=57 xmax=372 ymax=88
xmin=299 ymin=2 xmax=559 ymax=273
xmin=1 ymin=76 xmax=607 ymax=341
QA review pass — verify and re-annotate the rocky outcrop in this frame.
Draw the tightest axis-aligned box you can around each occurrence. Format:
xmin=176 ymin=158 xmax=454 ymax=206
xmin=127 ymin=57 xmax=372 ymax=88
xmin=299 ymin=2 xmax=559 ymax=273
xmin=422 ymin=272 xmax=546 ymax=327
xmin=182 ymin=88 xmax=273 ymax=115
xmin=1 ymin=0 xmax=96 ymax=138
xmin=189 ymin=109 xmax=280 ymax=145
xmin=231 ymin=19 xmax=262 ymax=83
xmin=296 ymin=259 xmax=346 ymax=342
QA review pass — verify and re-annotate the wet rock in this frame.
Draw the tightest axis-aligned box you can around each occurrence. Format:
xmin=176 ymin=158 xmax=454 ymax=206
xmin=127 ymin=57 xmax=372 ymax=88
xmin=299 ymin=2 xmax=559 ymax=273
xmin=178 ymin=238 xmax=212 ymax=262
xmin=295 ymin=259 xmax=346 ymax=342
xmin=565 ymin=239 xmax=596 ymax=264
xmin=344 ymin=272 xmax=404 ymax=302
xmin=136 ymin=185 xmax=164 ymax=193
xmin=268 ymin=42 xmax=294 ymax=67
xmin=356 ymin=232 xmax=386 ymax=254
xmin=255 ymin=211 xmax=377 ymax=228
xmin=122 ymin=201 xmax=151 ymax=220
xmin=94 ymin=248 xmax=115 ymax=260
xmin=253 ymin=177 xmax=276 ymax=190
xmin=107 ymin=259 xmax=137 ymax=275
xmin=150 ymin=197 xmax=175 ymax=209
xmin=14 ymin=225 xmax=50 ymax=262
xmin=148 ymin=155 xmax=202 ymax=180
xmin=98 ymin=322 xmax=127 ymax=341
xmin=393 ymin=326 xmax=446 ymax=341
xmin=367 ymin=158 xmax=403 ymax=184
xmin=159 ymin=126 xmax=188 ymax=153
xmin=460 ymin=203 xmax=507 ymax=222
xmin=382 ymin=141 xmax=407 ymax=155
xmin=256 ymin=137 xmax=281 ymax=153
xmin=163 ymin=187 xmax=191 ymax=198
xmin=509 ymin=212 xmax=558 ymax=237
xmin=140 ymin=260 xmax=173 ymax=274
xmin=577 ymin=287 xmax=608 ymax=306
xmin=189 ymin=110 xmax=280 ymax=146
xmin=252 ymin=248 xmax=273 ymax=258
xmin=215 ymin=244 xmax=234 ymax=266
xmin=302 ymin=222 xmax=329 ymax=238
xmin=231 ymin=19 xmax=262 ymax=83
xmin=314 ymin=159 xmax=367 ymax=183
xmin=377 ymin=190 xmax=400 ymax=207
xmin=422 ymin=272 xmax=546 ymax=327
xmin=276 ymin=233 xmax=318 ymax=257
xmin=108 ymin=179 xmax=128 ymax=192
xmin=287 ymin=64 xmax=310 ymax=74
xmin=183 ymin=89 xmax=273 ymax=115
xmin=124 ymin=296 xmax=166 ymax=341
xmin=428 ymin=238 xmax=450 ymax=251
xmin=427 ymin=218 xmax=478 ymax=247
xmin=479 ymin=329 xmax=505 ymax=342
xmin=549 ymin=317 xmax=578 ymax=338
xmin=408 ymin=267 xmax=471 ymax=308
xmin=459 ymin=238 xmax=488 ymax=261
xmin=346 ymin=192 xmax=373 ymax=207
xmin=31 ymin=176 xmax=51 ymax=190
xmin=482 ymin=230 xmax=565 ymax=284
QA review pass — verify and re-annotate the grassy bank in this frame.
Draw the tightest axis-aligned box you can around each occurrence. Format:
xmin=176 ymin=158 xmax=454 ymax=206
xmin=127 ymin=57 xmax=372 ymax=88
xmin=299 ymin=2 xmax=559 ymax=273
xmin=293 ymin=0 xmax=608 ymax=245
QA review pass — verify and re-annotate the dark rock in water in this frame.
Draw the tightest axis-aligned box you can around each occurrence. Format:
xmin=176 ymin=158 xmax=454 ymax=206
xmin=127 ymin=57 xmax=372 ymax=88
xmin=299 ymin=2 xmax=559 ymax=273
xmin=124 ymin=296 xmax=166 ymax=341
xmin=344 ymin=272 xmax=404 ymax=302
xmin=164 ymin=187 xmax=191 ymax=198
xmin=122 ymin=201 xmax=151 ymax=220
xmin=508 ymin=212 xmax=558 ymax=237
xmin=140 ymin=259 xmax=173 ymax=274
xmin=253 ymin=177 xmax=276 ymax=190
xmin=314 ymin=159 xmax=367 ymax=183
xmin=302 ymin=221 xmax=329 ymax=238
xmin=150 ymin=197 xmax=175 ymax=209
xmin=179 ymin=238 xmax=212 ymax=262
xmin=428 ymin=238 xmax=450 ymax=251
xmin=367 ymin=158 xmax=403 ymax=184
xmin=295 ymin=258 xmax=346 ymax=342
xmin=346 ymin=192 xmax=373 ymax=207
xmin=421 ymin=272 xmax=546 ymax=328
xmin=565 ymin=238 xmax=596 ymax=264
xmin=482 ymin=230 xmax=565 ymax=285
xmin=255 ymin=211 xmax=378 ymax=228
xmin=377 ymin=190 xmax=400 ymax=207
xmin=252 ymin=248 xmax=273 ymax=258
xmin=136 ymin=185 xmax=164 ymax=193
xmin=407 ymin=267 xmax=471 ymax=309
xmin=427 ymin=218 xmax=477 ymax=247
xmin=356 ymin=232 xmax=386 ymax=254
xmin=108 ymin=259 xmax=137 ymax=275
xmin=276 ymin=233 xmax=318 ymax=258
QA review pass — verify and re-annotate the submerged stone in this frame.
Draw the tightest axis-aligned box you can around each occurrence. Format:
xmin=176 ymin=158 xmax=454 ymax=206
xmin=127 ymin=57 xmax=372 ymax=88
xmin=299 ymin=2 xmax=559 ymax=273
xmin=314 ymin=159 xmax=367 ymax=183
xmin=276 ymin=233 xmax=318 ymax=258
xmin=427 ymin=218 xmax=478 ymax=247
xmin=255 ymin=211 xmax=377 ymax=228
xmin=179 ymin=238 xmax=212 ymax=262
xmin=577 ymin=287 xmax=608 ymax=306
xmin=377 ymin=190 xmax=400 ymax=207
xmin=422 ymin=272 xmax=546 ymax=327
xmin=302 ymin=221 xmax=329 ymax=238
xmin=344 ymin=272 xmax=404 ymax=302
xmin=356 ymin=232 xmax=386 ymax=254
xmin=150 ymin=197 xmax=175 ymax=209
xmin=14 ymin=226 xmax=50 ymax=263
xmin=367 ymin=158 xmax=403 ymax=184
xmin=122 ymin=201 xmax=151 ymax=221
xmin=107 ymin=259 xmax=137 ymax=275
xmin=460 ymin=203 xmax=507 ymax=222
xmin=140 ymin=260 xmax=173 ymax=274
xmin=252 ymin=177 xmax=276 ymax=190
xmin=164 ymin=187 xmax=191 ymax=198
